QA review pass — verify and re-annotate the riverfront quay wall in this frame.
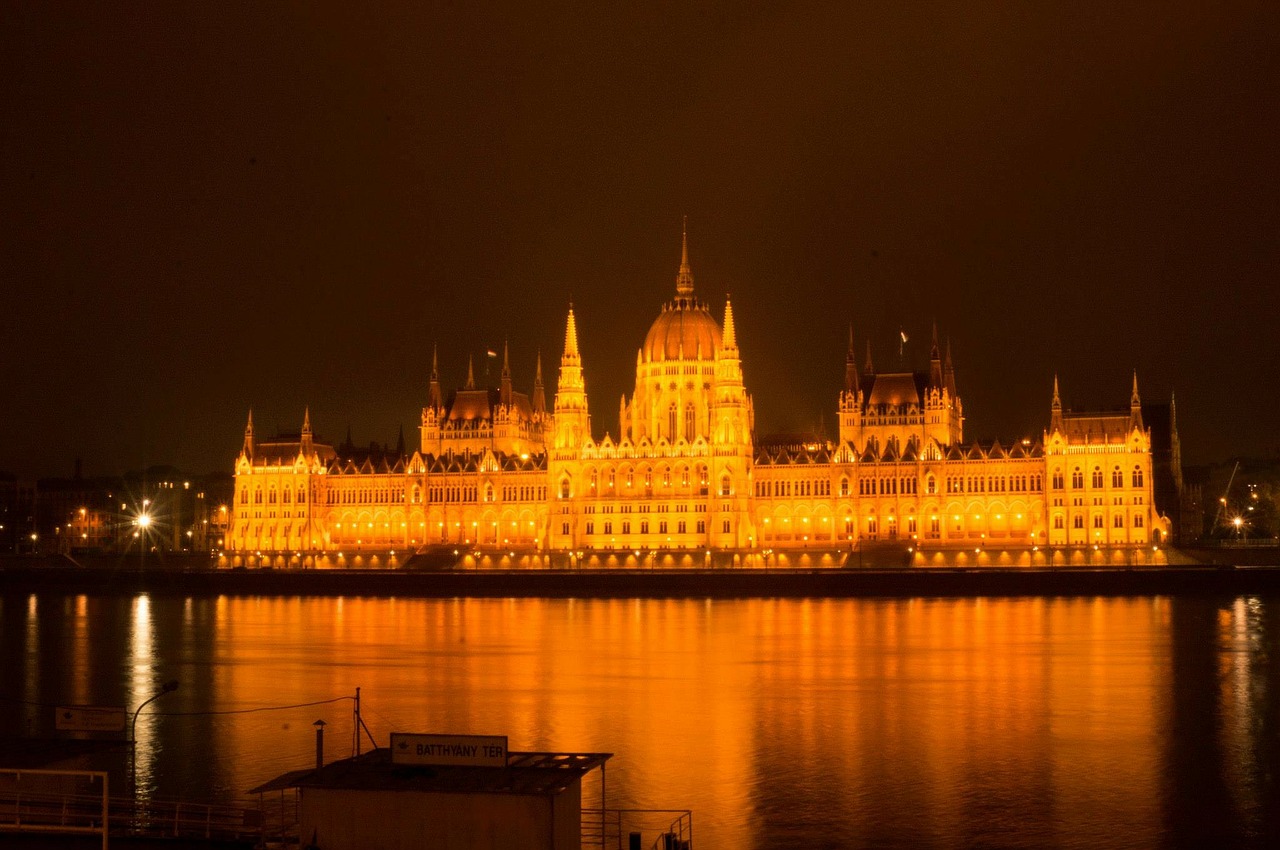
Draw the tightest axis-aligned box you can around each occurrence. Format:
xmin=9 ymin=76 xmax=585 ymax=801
xmin=4 ymin=561 xmax=1280 ymax=600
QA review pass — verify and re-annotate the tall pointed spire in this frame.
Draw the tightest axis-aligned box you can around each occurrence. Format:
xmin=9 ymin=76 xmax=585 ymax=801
xmin=722 ymin=295 xmax=737 ymax=351
xmin=844 ymin=325 xmax=859 ymax=393
xmin=242 ymin=409 xmax=255 ymax=456
xmin=1130 ymin=370 xmax=1144 ymax=431
xmin=500 ymin=340 xmax=513 ymax=405
xmin=929 ymin=321 xmax=943 ymax=387
xmin=676 ymin=217 xmax=694 ymax=296
xmin=864 ymin=339 xmax=874 ymax=375
xmin=944 ymin=338 xmax=956 ymax=396
xmin=428 ymin=343 xmax=443 ymax=408
xmin=1050 ymin=374 xmax=1064 ymax=434
xmin=466 ymin=354 xmax=475 ymax=390
xmin=554 ymin=304 xmax=589 ymax=446
xmin=564 ymin=304 xmax=581 ymax=360
xmin=532 ymin=351 xmax=546 ymax=414
xmin=299 ymin=406 xmax=313 ymax=456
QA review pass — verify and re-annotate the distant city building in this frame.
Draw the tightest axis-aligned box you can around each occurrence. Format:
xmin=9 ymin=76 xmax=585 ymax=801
xmin=0 ymin=466 xmax=234 ymax=556
xmin=227 ymin=231 xmax=1175 ymax=567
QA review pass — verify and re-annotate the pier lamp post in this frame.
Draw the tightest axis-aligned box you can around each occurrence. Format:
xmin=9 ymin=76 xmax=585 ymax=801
xmin=131 ymin=679 xmax=179 ymax=794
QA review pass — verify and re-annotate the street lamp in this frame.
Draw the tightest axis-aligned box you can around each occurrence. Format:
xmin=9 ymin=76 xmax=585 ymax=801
xmin=131 ymin=679 xmax=179 ymax=793
xmin=136 ymin=511 xmax=152 ymax=569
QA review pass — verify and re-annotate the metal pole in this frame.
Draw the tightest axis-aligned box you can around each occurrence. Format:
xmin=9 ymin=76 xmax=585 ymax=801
xmin=102 ymin=772 xmax=109 ymax=850
xmin=314 ymin=720 xmax=326 ymax=769
xmin=354 ymin=688 xmax=361 ymax=757
xmin=130 ymin=680 xmax=178 ymax=795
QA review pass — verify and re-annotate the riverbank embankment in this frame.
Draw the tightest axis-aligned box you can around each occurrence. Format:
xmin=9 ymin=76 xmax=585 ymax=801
xmin=3 ymin=562 xmax=1280 ymax=598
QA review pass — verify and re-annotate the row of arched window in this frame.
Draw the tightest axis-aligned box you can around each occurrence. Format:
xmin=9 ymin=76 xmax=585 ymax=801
xmin=1051 ymin=466 xmax=1145 ymax=490
xmin=244 ymin=486 xmax=308 ymax=505
xmin=945 ymin=475 xmax=1042 ymax=494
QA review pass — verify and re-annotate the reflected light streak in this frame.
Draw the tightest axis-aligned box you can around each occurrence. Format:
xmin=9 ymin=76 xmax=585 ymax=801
xmin=130 ymin=594 xmax=157 ymax=795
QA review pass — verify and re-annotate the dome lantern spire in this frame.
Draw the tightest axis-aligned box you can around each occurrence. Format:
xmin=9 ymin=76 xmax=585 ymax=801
xmin=676 ymin=216 xmax=694 ymax=296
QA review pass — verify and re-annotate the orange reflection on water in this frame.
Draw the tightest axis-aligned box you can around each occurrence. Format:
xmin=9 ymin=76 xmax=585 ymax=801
xmin=187 ymin=595 xmax=1181 ymax=847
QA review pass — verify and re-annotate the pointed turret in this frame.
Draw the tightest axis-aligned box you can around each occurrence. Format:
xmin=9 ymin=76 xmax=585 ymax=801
xmin=554 ymin=304 xmax=590 ymax=447
xmin=500 ymin=340 xmax=513 ymax=405
xmin=929 ymin=321 xmax=943 ymax=387
xmin=864 ymin=339 xmax=874 ymax=375
xmin=1050 ymin=374 xmax=1064 ymax=434
xmin=532 ymin=352 xmax=546 ymax=414
xmin=395 ymin=424 xmax=406 ymax=457
xmin=429 ymin=344 xmax=443 ymax=408
xmin=722 ymin=295 xmax=737 ymax=352
xmin=242 ymin=409 xmax=255 ymax=457
xmin=465 ymin=354 xmax=476 ymax=390
xmin=300 ymin=407 xmax=313 ymax=455
xmin=1130 ymin=371 xmax=1144 ymax=431
xmin=564 ymin=304 xmax=581 ymax=360
xmin=676 ymin=217 xmax=694 ymax=296
xmin=844 ymin=325 xmax=859 ymax=393
xmin=944 ymin=338 xmax=956 ymax=396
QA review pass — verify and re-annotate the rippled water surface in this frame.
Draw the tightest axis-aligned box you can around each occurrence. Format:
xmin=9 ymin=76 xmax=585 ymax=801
xmin=3 ymin=593 xmax=1278 ymax=848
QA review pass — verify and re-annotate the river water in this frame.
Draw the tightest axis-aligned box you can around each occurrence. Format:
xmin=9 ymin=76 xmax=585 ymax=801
xmin=2 ymin=592 xmax=1278 ymax=849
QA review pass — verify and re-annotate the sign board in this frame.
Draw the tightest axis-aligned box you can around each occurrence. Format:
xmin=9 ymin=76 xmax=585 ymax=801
xmin=55 ymin=705 xmax=127 ymax=733
xmin=390 ymin=733 xmax=508 ymax=767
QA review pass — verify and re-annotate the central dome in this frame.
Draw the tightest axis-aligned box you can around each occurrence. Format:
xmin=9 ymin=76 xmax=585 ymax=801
xmin=641 ymin=224 xmax=723 ymax=362
xmin=643 ymin=296 xmax=723 ymax=362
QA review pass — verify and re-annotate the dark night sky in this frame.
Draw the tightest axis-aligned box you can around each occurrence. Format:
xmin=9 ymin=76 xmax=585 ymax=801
xmin=3 ymin=2 xmax=1278 ymax=478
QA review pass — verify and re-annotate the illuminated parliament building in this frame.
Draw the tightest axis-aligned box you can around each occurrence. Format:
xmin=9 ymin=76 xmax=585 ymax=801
xmin=226 ymin=233 xmax=1173 ymax=568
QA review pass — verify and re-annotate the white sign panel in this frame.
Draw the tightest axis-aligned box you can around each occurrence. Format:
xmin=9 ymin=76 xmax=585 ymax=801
xmin=56 ymin=706 xmax=127 ymax=732
xmin=390 ymin=733 xmax=508 ymax=767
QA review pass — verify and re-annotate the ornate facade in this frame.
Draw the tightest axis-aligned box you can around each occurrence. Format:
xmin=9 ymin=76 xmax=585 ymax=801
xmin=226 ymin=231 xmax=1172 ymax=568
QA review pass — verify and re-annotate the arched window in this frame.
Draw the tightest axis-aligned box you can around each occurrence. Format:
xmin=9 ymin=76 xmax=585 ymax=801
xmin=840 ymin=477 xmax=850 ymax=497
xmin=411 ymin=486 xmax=421 ymax=504
xmin=681 ymin=468 xmax=690 ymax=488
xmin=668 ymin=404 xmax=677 ymax=440
xmin=662 ymin=467 xmax=671 ymax=488
xmin=282 ymin=488 xmax=291 ymax=504
xmin=590 ymin=470 xmax=598 ymax=490
xmin=608 ymin=469 xmax=615 ymax=490
xmin=559 ymin=478 xmax=570 ymax=499
xmin=484 ymin=484 xmax=494 ymax=502
xmin=268 ymin=488 xmax=277 ymax=504
xmin=1054 ymin=515 xmax=1064 ymax=529
xmin=240 ymin=489 xmax=248 ymax=504
xmin=1072 ymin=468 xmax=1083 ymax=489
xmin=1052 ymin=469 xmax=1064 ymax=490
xmin=721 ymin=476 xmax=731 ymax=497
xmin=1132 ymin=466 xmax=1144 ymax=488
xmin=1112 ymin=467 xmax=1123 ymax=488
xmin=1091 ymin=467 xmax=1104 ymax=488
xmin=684 ymin=403 xmax=696 ymax=442
xmin=298 ymin=488 xmax=306 ymax=504
xmin=926 ymin=476 xmax=935 ymax=495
